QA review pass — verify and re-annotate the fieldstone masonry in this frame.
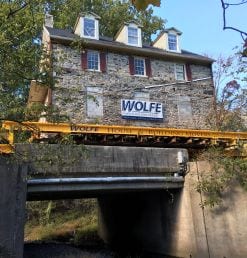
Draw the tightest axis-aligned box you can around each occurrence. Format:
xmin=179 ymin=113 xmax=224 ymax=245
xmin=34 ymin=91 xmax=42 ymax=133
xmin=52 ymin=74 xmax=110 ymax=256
xmin=52 ymin=43 xmax=214 ymax=129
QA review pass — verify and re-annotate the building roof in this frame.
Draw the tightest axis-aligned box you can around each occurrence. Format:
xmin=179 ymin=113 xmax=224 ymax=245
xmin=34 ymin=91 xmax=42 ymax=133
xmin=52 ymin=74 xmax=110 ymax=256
xmin=45 ymin=27 xmax=214 ymax=65
xmin=164 ymin=27 xmax=182 ymax=35
xmin=79 ymin=12 xmax=101 ymax=19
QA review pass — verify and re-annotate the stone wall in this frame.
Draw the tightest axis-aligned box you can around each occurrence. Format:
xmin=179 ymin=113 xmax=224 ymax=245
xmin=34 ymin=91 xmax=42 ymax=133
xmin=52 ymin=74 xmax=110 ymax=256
xmin=52 ymin=44 xmax=214 ymax=129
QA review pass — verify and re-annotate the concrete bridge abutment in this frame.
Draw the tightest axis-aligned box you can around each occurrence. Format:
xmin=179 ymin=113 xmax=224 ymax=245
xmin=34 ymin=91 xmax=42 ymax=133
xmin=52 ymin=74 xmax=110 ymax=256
xmin=98 ymin=161 xmax=247 ymax=258
xmin=0 ymin=158 xmax=27 ymax=258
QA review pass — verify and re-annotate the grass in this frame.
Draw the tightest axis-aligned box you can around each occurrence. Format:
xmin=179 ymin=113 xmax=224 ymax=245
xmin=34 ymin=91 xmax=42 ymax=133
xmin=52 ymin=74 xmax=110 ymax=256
xmin=24 ymin=199 xmax=99 ymax=245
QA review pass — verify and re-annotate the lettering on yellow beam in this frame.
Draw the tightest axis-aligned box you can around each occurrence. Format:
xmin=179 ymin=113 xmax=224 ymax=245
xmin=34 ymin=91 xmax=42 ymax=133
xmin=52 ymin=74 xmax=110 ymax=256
xmin=107 ymin=128 xmax=133 ymax=134
xmin=70 ymin=125 xmax=98 ymax=132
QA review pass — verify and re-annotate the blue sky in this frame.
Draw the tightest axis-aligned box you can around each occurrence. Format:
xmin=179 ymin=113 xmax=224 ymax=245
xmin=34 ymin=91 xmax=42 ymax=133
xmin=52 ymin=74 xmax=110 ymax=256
xmin=153 ymin=0 xmax=247 ymax=58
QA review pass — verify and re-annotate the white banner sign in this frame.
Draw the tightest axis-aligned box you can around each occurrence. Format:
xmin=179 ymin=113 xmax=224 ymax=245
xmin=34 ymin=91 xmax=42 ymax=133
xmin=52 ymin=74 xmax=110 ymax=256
xmin=121 ymin=99 xmax=163 ymax=121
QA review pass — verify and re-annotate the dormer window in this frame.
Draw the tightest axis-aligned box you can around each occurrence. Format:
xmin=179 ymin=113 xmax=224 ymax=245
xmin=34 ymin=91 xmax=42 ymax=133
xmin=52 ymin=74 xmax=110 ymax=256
xmin=168 ymin=34 xmax=177 ymax=51
xmin=115 ymin=21 xmax=142 ymax=47
xmin=74 ymin=12 xmax=100 ymax=40
xmin=152 ymin=27 xmax=182 ymax=53
xmin=128 ymin=27 xmax=138 ymax=45
xmin=84 ymin=18 xmax=96 ymax=38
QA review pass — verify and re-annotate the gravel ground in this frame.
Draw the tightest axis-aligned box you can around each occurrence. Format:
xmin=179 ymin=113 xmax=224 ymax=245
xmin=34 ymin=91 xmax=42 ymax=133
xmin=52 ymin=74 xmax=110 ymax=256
xmin=24 ymin=243 xmax=115 ymax=258
xmin=24 ymin=242 xmax=177 ymax=258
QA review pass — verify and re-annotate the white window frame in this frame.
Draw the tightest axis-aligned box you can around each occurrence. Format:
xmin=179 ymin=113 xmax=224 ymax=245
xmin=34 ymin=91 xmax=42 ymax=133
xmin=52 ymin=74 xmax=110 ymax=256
xmin=87 ymin=50 xmax=100 ymax=71
xmin=134 ymin=57 xmax=146 ymax=76
xmin=175 ymin=64 xmax=186 ymax=81
xmin=128 ymin=26 xmax=139 ymax=46
xmin=168 ymin=33 xmax=178 ymax=51
xmin=82 ymin=17 xmax=99 ymax=40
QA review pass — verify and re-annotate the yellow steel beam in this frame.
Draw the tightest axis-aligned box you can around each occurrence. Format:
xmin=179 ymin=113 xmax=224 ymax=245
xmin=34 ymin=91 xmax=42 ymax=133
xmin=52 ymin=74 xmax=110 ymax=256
xmin=1 ymin=120 xmax=247 ymax=154
xmin=0 ymin=144 xmax=14 ymax=154
xmin=2 ymin=120 xmax=247 ymax=141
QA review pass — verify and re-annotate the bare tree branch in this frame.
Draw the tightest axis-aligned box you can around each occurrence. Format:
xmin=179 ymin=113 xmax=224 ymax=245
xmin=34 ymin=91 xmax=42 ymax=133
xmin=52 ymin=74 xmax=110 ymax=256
xmin=7 ymin=2 xmax=29 ymax=19
xmin=220 ymin=0 xmax=247 ymax=41
xmin=224 ymin=0 xmax=247 ymax=7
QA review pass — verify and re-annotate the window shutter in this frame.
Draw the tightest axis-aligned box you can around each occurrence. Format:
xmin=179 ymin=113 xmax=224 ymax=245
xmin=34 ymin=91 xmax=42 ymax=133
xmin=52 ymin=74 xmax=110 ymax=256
xmin=100 ymin=52 xmax=107 ymax=72
xmin=81 ymin=50 xmax=88 ymax=70
xmin=145 ymin=58 xmax=152 ymax=77
xmin=129 ymin=56 xmax=135 ymax=75
xmin=185 ymin=63 xmax=192 ymax=81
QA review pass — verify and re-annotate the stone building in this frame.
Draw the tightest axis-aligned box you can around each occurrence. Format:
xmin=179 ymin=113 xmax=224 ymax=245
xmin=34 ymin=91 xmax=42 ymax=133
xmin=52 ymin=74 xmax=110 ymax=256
xmin=42 ymin=12 xmax=215 ymax=129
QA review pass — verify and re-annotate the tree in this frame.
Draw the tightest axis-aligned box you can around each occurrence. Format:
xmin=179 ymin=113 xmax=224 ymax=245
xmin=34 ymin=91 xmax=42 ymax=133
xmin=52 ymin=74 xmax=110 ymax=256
xmin=220 ymin=0 xmax=247 ymax=56
xmin=196 ymin=147 xmax=247 ymax=208
xmin=131 ymin=0 xmax=160 ymax=11
xmin=47 ymin=0 xmax=164 ymax=43
xmin=207 ymin=51 xmax=247 ymax=131
xmin=0 ymin=1 xmax=46 ymax=121
xmin=200 ymin=50 xmax=247 ymax=208
xmin=0 ymin=0 xmax=165 ymax=123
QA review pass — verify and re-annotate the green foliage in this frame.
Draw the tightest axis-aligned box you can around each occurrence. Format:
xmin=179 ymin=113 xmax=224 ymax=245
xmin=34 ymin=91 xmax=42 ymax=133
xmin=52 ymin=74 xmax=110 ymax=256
xmin=50 ymin=0 xmax=165 ymax=43
xmin=26 ymin=103 xmax=69 ymax=123
xmin=131 ymin=0 xmax=160 ymax=11
xmin=25 ymin=199 xmax=98 ymax=243
xmin=196 ymin=147 xmax=247 ymax=207
xmin=0 ymin=1 xmax=52 ymax=121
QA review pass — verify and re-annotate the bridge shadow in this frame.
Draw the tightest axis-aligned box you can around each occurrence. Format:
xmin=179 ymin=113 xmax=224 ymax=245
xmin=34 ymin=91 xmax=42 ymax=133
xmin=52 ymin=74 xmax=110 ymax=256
xmin=97 ymin=189 xmax=184 ymax=257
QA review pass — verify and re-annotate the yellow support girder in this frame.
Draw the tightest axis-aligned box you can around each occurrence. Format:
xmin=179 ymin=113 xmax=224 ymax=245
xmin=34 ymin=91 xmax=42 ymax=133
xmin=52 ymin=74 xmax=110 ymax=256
xmin=2 ymin=120 xmax=247 ymax=140
xmin=0 ymin=144 xmax=14 ymax=154
xmin=1 ymin=120 xmax=247 ymax=154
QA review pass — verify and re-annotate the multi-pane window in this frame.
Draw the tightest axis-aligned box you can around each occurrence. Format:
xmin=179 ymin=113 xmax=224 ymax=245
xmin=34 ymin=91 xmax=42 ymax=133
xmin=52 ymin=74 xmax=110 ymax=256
xmin=175 ymin=64 xmax=185 ymax=80
xmin=128 ymin=27 xmax=138 ymax=45
xmin=134 ymin=58 xmax=145 ymax=76
xmin=168 ymin=34 xmax=177 ymax=51
xmin=87 ymin=51 xmax=99 ymax=70
xmin=84 ymin=18 xmax=95 ymax=38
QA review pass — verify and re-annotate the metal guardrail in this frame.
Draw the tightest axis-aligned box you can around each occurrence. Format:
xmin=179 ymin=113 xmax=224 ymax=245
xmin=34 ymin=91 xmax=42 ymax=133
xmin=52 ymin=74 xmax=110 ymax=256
xmin=1 ymin=120 xmax=247 ymax=154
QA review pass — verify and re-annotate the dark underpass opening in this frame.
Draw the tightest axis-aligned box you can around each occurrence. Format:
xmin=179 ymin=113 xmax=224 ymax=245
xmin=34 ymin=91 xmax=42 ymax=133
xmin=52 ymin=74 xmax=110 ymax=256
xmin=24 ymin=190 xmax=182 ymax=258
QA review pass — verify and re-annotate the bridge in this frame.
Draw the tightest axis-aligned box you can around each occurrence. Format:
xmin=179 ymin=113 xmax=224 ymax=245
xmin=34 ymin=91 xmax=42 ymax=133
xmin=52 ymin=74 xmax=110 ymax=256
xmin=1 ymin=144 xmax=189 ymax=257
xmin=1 ymin=121 xmax=247 ymax=258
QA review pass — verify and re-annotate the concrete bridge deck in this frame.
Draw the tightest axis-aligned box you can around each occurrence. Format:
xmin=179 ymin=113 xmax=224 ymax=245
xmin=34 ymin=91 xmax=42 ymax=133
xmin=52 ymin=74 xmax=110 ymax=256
xmin=21 ymin=144 xmax=187 ymax=200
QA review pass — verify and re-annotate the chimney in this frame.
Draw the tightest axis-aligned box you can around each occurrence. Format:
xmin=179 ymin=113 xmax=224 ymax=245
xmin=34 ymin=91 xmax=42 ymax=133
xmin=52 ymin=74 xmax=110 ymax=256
xmin=44 ymin=14 xmax=54 ymax=28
